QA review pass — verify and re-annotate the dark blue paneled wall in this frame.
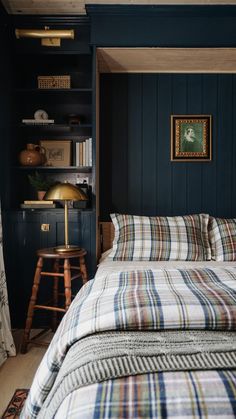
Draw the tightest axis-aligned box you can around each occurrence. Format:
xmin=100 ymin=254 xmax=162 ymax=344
xmin=88 ymin=5 xmax=236 ymax=47
xmin=0 ymin=8 xmax=11 ymax=205
xmin=100 ymin=73 xmax=236 ymax=219
xmin=88 ymin=5 xmax=236 ymax=220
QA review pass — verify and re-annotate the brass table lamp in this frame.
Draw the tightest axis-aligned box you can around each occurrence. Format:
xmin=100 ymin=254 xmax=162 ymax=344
xmin=44 ymin=182 xmax=87 ymax=253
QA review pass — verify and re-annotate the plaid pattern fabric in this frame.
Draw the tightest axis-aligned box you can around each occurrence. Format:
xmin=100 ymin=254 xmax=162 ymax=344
xmin=109 ymin=213 xmax=211 ymax=261
xmin=55 ymin=370 xmax=236 ymax=418
xmin=209 ymin=217 xmax=236 ymax=261
xmin=21 ymin=266 xmax=236 ymax=419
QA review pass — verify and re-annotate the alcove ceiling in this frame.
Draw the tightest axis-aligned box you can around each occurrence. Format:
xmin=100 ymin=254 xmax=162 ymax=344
xmin=1 ymin=0 xmax=236 ymax=15
xmin=97 ymin=47 xmax=236 ymax=73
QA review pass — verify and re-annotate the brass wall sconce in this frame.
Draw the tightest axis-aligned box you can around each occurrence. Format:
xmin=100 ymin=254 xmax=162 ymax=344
xmin=15 ymin=27 xmax=74 ymax=47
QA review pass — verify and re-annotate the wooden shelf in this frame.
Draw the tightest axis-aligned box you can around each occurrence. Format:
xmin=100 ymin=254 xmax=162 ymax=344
xmin=5 ymin=208 xmax=93 ymax=213
xmin=13 ymin=166 xmax=92 ymax=172
xmin=15 ymin=88 xmax=92 ymax=93
xmin=16 ymin=50 xmax=92 ymax=56
xmin=19 ymin=123 xmax=92 ymax=130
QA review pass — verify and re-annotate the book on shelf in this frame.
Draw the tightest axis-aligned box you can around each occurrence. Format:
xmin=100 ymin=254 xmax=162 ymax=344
xmin=88 ymin=137 xmax=92 ymax=166
xmin=83 ymin=141 xmax=86 ymax=166
xmin=76 ymin=142 xmax=80 ymax=166
xmin=22 ymin=119 xmax=55 ymax=125
xmin=79 ymin=142 xmax=83 ymax=166
xmin=23 ymin=200 xmax=54 ymax=205
xmin=21 ymin=203 xmax=56 ymax=209
xmin=76 ymin=138 xmax=92 ymax=167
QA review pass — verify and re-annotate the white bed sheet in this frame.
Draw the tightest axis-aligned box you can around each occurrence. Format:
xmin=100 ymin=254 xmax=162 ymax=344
xmin=97 ymin=254 xmax=236 ymax=277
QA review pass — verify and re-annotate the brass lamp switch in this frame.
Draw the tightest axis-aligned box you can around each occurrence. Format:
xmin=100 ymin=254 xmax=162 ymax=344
xmin=41 ymin=224 xmax=50 ymax=232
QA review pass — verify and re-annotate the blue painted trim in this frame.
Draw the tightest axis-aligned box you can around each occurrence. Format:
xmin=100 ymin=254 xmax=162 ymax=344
xmin=11 ymin=15 xmax=90 ymax=26
xmin=86 ymin=4 xmax=236 ymax=17
xmin=89 ymin=10 xmax=236 ymax=47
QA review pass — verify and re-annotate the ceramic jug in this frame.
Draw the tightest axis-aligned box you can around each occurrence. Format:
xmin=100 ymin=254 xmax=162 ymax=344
xmin=19 ymin=143 xmax=45 ymax=166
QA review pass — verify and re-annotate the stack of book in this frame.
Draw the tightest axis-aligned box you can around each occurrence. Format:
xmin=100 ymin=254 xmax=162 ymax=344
xmin=75 ymin=138 xmax=92 ymax=167
xmin=20 ymin=200 xmax=56 ymax=209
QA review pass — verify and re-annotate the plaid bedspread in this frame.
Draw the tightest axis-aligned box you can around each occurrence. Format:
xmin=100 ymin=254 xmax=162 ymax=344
xmin=21 ymin=266 xmax=236 ymax=418
xmin=53 ymin=370 xmax=236 ymax=419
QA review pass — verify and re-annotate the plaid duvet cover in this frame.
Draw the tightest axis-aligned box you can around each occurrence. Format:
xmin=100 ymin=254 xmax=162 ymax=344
xmin=54 ymin=370 xmax=236 ymax=419
xmin=21 ymin=266 xmax=236 ymax=418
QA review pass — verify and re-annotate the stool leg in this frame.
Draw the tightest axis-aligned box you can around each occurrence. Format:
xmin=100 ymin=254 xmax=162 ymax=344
xmin=52 ymin=258 xmax=59 ymax=332
xmin=79 ymin=256 xmax=88 ymax=284
xmin=21 ymin=256 xmax=43 ymax=354
xmin=64 ymin=258 xmax=71 ymax=311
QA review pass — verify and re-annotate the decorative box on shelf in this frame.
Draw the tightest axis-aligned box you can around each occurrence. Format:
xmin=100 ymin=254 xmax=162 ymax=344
xmin=37 ymin=75 xmax=71 ymax=89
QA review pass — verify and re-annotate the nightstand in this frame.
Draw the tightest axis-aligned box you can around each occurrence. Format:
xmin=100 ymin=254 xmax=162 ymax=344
xmin=21 ymin=247 xmax=88 ymax=353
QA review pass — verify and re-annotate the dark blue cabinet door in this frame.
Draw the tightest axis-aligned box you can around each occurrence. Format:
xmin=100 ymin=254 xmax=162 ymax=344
xmin=47 ymin=209 xmax=95 ymax=278
xmin=3 ymin=210 xmax=48 ymax=327
xmin=2 ymin=209 xmax=95 ymax=328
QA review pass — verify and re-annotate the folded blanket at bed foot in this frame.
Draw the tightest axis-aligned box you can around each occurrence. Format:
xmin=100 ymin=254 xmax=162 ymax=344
xmin=38 ymin=330 xmax=236 ymax=418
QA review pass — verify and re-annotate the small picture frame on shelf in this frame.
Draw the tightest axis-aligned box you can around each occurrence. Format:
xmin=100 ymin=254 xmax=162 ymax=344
xmin=39 ymin=140 xmax=72 ymax=167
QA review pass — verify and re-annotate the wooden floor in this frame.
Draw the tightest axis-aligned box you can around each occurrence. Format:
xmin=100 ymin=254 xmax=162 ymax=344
xmin=0 ymin=329 xmax=53 ymax=416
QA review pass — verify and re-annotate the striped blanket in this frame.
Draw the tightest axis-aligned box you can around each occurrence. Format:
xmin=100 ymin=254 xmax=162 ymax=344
xmin=21 ymin=266 xmax=236 ymax=418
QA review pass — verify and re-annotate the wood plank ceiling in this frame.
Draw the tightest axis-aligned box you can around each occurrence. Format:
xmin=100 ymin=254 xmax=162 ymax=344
xmin=2 ymin=0 xmax=236 ymax=15
xmin=97 ymin=47 xmax=236 ymax=73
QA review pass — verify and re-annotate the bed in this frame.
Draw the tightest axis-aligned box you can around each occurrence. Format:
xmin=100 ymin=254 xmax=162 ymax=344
xmin=21 ymin=214 xmax=236 ymax=418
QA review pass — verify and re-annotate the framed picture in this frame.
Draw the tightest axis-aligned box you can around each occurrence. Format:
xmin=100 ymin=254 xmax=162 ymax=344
xmin=171 ymin=115 xmax=212 ymax=161
xmin=39 ymin=140 xmax=72 ymax=167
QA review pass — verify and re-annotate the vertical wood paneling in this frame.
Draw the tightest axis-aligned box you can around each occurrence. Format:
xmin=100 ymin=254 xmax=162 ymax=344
xmin=142 ymin=75 xmax=157 ymax=215
xmin=232 ymin=78 xmax=236 ymax=216
xmin=99 ymin=75 xmax=113 ymax=219
xmin=90 ymin=6 xmax=236 ymax=48
xmin=128 ymin=74 xmax=142 ymax=214
xmin=157 ymin=75 xmax=172 ymax=215
xmin=81 ymin=210 xmax=96 ymax=278
xmin=202 ymin=75 xmax=218 ymax=216
xmin=186 ymin=74 xmax=203 ymax=214
xmin=216 ymin=75 xmax=233 ymax=217
xmin=112 ymin=75 xmax=128 ymax=214
xmin=100 ymin=73 xmax=236 ymax=219
xmin=171 ymin=75 xmax=187 ymax=215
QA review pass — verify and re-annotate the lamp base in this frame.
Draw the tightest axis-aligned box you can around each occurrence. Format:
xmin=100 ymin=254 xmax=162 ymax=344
xmin=54 ymin=245 xmax=81 ymax=253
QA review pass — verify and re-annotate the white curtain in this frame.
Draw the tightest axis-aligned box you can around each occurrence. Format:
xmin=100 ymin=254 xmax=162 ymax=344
xmin=0 ymin=206 xmax=16 ymax=367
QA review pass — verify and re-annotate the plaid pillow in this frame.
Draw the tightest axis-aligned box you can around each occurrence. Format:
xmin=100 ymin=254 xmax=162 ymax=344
xmin=208 ymin=217 xmax=236 ymax=261
xmin=109 ymin=213 xmax=211 ymax=261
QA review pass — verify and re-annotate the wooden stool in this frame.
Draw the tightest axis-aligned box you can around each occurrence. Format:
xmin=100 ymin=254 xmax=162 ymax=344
xmin=21 ymin=247 xmax=88 ymax=354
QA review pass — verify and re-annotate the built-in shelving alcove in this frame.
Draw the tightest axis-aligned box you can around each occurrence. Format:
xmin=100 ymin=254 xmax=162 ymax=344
xmin=96 ymin=46 xmax=236 ymax=224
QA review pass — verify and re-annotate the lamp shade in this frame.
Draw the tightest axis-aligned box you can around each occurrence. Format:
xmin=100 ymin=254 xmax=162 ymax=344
xmin=44 ymin=182 xmax=87 ymax=202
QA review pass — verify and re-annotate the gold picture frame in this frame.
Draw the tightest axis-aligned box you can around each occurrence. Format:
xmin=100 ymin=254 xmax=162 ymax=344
xmin=171 ymin=115 xmax=212 ymax=161
xmin=40 ymin=140 xmax=72 ymax=167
